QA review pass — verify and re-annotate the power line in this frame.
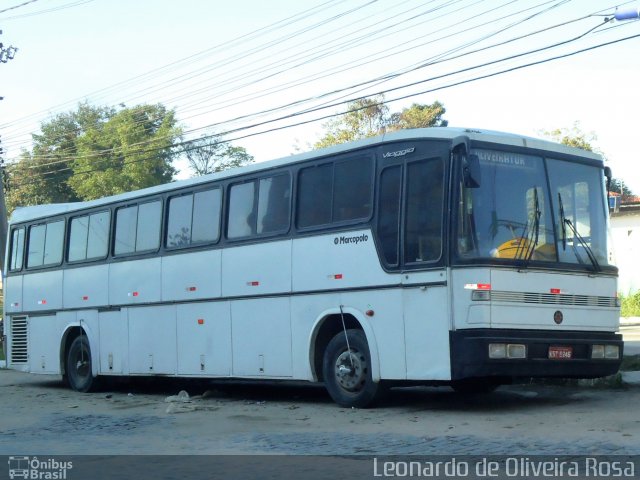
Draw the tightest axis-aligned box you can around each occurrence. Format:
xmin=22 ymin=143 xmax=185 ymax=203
xmin=0 ymin=0 xmax=569 ymax=152
xmin=0 ymin=0 xmax=40 ymax=15
xmin=9 ymin=29 xmax=640 ymax=190
xmin=14 ymin=4 xmax=618 ymax=167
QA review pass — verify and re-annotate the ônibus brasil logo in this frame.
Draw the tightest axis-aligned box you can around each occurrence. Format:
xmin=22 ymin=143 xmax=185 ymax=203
xmin=8 ymin=456 xmax=73 ymax=479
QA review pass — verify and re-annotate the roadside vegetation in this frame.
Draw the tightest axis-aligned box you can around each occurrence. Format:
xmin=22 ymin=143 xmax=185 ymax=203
xmin=621 ymin=291 xmax=640 ymax=317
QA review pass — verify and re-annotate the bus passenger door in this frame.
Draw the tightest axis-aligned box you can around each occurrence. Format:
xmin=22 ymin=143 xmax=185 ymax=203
xmin=376 ymin=147 xmax=451 ymax=380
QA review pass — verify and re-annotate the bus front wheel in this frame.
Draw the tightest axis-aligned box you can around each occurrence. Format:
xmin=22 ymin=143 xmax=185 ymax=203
xmin=66 ymin=336 xmax=98 ymax=392
xmin=323 ymin=329 xmax=386 ymax=408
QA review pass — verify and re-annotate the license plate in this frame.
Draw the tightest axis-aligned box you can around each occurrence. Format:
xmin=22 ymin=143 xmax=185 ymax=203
xmin=549 ymin=346 xmax=573 ymax=360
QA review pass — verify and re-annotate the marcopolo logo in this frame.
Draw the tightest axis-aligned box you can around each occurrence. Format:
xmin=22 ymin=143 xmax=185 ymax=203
xmin=8 ymin=456 xmax=73 ymax=479
xmin=334 ymin=234 xmax=369 ymax=246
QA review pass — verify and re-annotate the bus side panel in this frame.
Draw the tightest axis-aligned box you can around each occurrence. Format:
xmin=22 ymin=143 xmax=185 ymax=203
xmin=28 ymin=314 xmax=63 ymax=374
xmin=348 ymin=289 xmax=406 ymax=380
xmin=403 ymin=282 xmax=451 ymax=380
xmin=162 ymin=250 xmax=222 ymax=301
xmin=177 ymin=302 xmax=232 ymax=376
xmin=292 ymin=230 xmax=393 ymax=292
xmin=23 ymin=270 xmax=63 ymax=312
xmin=4 ymin=274 xmax=23 ymax=314
xmin=450 ymin=268 xmax=492 ymax=330
xmin=109 ymin=258 xmax=161 ymax=305
xmin=231 ymin=298 xmax=292 ymax=377
xmin=99 ymin=310 xmax=129 ymax=375
xmin=128 ymin=305 xmax=177 ymax=375
xmin=222 ymin=240 xmax=292 ymax=297
xmin=63 ymin=264 xmax=109 ymax=308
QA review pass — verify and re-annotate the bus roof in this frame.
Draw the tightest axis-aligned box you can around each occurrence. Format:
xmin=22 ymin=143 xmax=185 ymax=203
xmin=9 ymin=127 xmax=603 ymax=224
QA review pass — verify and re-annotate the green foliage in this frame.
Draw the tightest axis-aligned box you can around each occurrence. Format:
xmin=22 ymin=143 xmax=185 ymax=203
xmin=387 ymin=101 xmax=448 ymax=131
xmin=184 ymin=135 xmax=253 ymax=176
xmin=69 ymin=104 xmax=180 ymax=200
xmin=314 ymin=96 xmax=389 ymax=149
xmin=6 ymin=102 xmax=183 ymax=212
xmin=542 ymin=122 xmax=599 ymax=153
xmin=620 ymin=291 xmax=640 ymax=317
xmin=611 ymin=178 xmax=634 ymax=197
xmin=540 ymin=122 xmax=633 ymax=196
xmin=313 ymin=95 xmax=447 ymax=149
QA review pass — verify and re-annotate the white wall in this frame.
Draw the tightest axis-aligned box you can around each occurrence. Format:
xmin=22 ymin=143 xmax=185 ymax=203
xmin=611 ymin=211 xmax=640 ymax=295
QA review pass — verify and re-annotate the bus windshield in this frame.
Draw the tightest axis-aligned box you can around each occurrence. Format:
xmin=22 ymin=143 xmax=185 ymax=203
xmin=456 ymin=149 xmax=612 ymax=270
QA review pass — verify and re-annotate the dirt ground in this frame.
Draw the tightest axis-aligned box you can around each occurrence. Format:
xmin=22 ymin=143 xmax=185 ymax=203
xmin=1 ymin=367 xmax=639 ymax=456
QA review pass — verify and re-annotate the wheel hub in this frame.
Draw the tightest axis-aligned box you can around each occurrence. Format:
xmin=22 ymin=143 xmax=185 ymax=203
xmin=334 ymin=349 xmax=366 ymax=392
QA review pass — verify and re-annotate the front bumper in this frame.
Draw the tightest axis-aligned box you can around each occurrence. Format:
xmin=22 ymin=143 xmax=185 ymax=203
xmin=450 ymin=329 xmax=623 ymax=380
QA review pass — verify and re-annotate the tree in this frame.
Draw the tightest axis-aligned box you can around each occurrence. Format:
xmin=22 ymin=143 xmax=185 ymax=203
xmin=541 ymin=122 xmax=602 ymax=154
xmin=387 ymin=101 xmax=448 ymax=131
xmin=541 ymin=122 xmax=634 ymax=196
xmin=313 ymin=95 xmax=447 ymax=149
xmin=184 ymin=135 xmax=253 ymax=176
xmin=69 ymin=104 xmax=180 ymax=200
xmin=314 ymin=96 xmax=389 ymax=149
xmin=6 ymin=102 xmax=183 ymax=211
xmin=5 ymin=104 xmax=113 ymax=212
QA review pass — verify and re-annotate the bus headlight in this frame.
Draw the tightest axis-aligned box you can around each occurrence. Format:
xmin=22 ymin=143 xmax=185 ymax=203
xmin=489 ymin=343 xmax=526 ymax=359
xmin=591 ymin=345 xmax=620 ymax=359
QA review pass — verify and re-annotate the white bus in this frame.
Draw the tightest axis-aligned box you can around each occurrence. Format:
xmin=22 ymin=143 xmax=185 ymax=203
xmin=2 ymin=127 xmax=623 ymax=407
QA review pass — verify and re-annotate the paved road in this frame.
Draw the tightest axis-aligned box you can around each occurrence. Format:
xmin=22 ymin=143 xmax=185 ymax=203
xmin=1 ymin=367 xmax=639 ymax=457
xmin=622 ymin=323 xmax=640 ymax=355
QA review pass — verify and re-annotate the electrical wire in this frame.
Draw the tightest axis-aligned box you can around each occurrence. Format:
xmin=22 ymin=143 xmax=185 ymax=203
xmin=9 ymin=27 xmax=639 ymax=190
xmin=0 ymin=0 xmax=566 ymax=153
xmin=14 ymin=2 xmax=617 ymax=166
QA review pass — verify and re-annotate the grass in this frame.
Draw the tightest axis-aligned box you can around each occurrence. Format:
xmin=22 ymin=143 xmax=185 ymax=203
xmin=620 ymin=291 xmax=640 ymax=317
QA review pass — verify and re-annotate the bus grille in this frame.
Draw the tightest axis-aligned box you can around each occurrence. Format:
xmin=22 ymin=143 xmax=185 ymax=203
xmin=10 ymin=316 xmax=28 ymax=364
xmin=490 ymin=291 xmax=617 ymax=308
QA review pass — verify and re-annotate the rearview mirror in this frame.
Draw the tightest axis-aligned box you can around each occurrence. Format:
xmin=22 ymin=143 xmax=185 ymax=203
xmin=463 ymin=154 xmax=481 ymax=188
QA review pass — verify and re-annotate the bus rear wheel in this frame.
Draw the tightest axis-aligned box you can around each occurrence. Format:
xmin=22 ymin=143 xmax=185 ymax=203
xmin=66 ymin=336 xmax=98 ymax=392
xmin=323 ymin=329 xmax=386 ymax=408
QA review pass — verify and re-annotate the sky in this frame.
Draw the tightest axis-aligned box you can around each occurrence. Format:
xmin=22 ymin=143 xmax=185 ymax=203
xmin=1 ymin=0 xmax=639 ymax=192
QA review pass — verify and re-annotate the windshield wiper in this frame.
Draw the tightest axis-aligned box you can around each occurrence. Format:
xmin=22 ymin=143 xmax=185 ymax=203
xmin=558 ymin=192 xmax=567 ymax=250
xmin=517 ymin=188 xmax=541 ymax=268
xmin=557 ymin=192 xmax=600 ymax=272
xmin=564 ymin=217 xmax=601 ymax=272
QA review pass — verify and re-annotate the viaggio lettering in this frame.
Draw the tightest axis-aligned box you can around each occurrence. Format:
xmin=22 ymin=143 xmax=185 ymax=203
xmin=383 ymin=147 xmax=415 ymax=158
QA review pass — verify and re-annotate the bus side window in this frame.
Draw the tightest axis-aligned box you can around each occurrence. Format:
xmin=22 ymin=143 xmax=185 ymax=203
xmin=333 ymin=156 xmax=373 ymax=222
xmin=297 ymin=164 xmax=332 ymax=228
xmin=228 ymin=181 xmax=256 ymax=239
xmin=69 ymin=211 xmax=111 ymax=261
xmin=297 ymin=155 xmax=373 ymax=229
xmin=167 ymin=188 xmax=222 ymax=247
xmin=376 ymin=166 xmax=402 ymax=266
xmin=27 ymin=220 xmax=64 ymax=268
xmin=258 ymin=174 xmax=290 ymax=234
xmin=9 ymin=227 xmax=25 ymax=271
xmin=404 ymin=158 xmax=444 ymax=263
xmin=114 ymin=201 xmax=161 ymax=255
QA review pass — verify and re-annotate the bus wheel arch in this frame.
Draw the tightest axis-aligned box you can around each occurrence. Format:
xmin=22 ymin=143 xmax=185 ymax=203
xmin=309 ymin=309 xmax=383 ymax=407
xmin=60 ymin=326 xmax=99 ymax=392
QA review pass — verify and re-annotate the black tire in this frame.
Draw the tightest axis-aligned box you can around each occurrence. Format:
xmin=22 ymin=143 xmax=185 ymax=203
xmin=66 ymin=336 xmax=99 ymax=392
xmin=322 ymin=329 xmax=387 ymax=408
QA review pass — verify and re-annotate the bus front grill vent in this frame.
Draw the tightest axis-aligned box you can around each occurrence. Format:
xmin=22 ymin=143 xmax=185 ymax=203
xmin=490 ymin=291 xmax=616 ymax=308
xmin=10 ymin=316 xmax=28 ymax=364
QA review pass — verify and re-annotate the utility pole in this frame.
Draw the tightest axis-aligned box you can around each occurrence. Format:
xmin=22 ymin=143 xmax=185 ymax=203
xmin=0 ymin=28 xmax=17 ymax=272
